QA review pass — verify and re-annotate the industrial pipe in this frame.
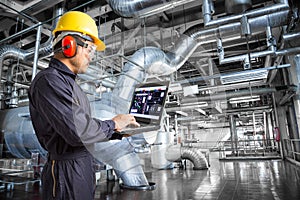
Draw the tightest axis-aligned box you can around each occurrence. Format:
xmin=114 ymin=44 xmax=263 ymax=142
xmin=106 ymin=0 xmax=197 ymax=18
xmin=202 ymin=0 xmax=289 ymax=27
xmin=165 ymin=144 xmax=208 ymax=170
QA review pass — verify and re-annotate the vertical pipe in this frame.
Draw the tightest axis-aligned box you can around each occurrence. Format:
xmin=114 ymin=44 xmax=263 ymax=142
xmin=208 ymin=58 xmax=214 ymax=86
xmin=266 ymin=113 xmax=273 ymax=146
xmin=266 ymin=25 xmax=276 ymax=53
xmin=202 ymin=0 xmax=213 ymax=25
xmin=174 ymin=114 xmax=179 ymax=144
xmin=31 ymin=22 xmax=42 ymax=81
xmin=263 ymin=112 xmax=267 ymax=148
xmin=217 ymin=38 xmax=224 ymax=62
xmin=120 ymin=18 xmax=125 ymax=69
xmin=229 ymin=115 xmax=238 ymax=155
xmin=253 ymin=112 xmax=256 ymax=135
xmin=272 ymin=93 xmax=279 ymax=127
xmin=287 ymin=105 xmax=300 ymax=161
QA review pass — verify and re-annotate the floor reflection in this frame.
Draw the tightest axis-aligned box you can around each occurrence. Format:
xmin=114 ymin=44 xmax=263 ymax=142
xmin=1 ymin=152 xmax=300 ymax=200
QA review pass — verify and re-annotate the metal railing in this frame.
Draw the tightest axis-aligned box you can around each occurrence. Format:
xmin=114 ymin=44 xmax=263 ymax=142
xmin=283 ymin=139 xmax=300 ymax=161
xmin=216 ymin=139 xmax=279 ymax=159
xmin=181 ymin=138 xmax=280 ymax=159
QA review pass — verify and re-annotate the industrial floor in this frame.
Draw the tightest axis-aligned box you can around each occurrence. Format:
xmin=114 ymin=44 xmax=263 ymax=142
xmin=1 ymin=152 xmax=300 ymax=200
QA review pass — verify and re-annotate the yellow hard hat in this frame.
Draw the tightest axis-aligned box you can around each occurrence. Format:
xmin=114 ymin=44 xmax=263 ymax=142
xmin=53 ymin=11 xmax=106 ymax=51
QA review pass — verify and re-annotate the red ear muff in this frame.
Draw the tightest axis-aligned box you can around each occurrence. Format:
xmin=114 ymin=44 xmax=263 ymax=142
xmin=62 ymin=35 xmax=77 ymax=58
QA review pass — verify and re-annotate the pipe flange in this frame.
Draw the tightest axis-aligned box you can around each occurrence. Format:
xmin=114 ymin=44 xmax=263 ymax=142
xmin=119 ymin=182 xmax=156 ymax=191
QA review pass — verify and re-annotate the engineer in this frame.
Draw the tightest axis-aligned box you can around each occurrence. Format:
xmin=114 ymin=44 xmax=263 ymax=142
xmin=29 ymin=11 xmax=139 ymax=200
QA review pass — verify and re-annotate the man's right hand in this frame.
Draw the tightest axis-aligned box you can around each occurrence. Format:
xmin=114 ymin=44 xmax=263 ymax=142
xmin=112 ymin=114 xmax=140 ymax=132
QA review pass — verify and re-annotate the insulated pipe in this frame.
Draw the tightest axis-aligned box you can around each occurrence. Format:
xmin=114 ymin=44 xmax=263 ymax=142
xmin=0 ymin=107 xmax=47 ymax=158
xmin=0 ymin=46 xmax=30 ymax=84
xmin=181 ymin=147 xmax=208 ymax=170
xmin=174 ymin=63 xmax=290 ymax=85
xmin=165 ymin=144 xmax=208 ymax=170
xmin=181 ymin=10 xmax=289 ymax=51
xmin=276 ymin=47 xmax=300 ymax=56
xmin=202 ymin=0 xmax=289 ymax=27
xmin=283 ymin=32 xmax=300 ymax=41
xmin=151 ymin=131 xmax=173 ymax=169
xmin=217 ymin=11 xmax=288 ymax=65
xmin=112 ymin=47 xmax=170 ymax=101
xmin=180 ymin=87 xmax=280 ymax=104
xmin=229 ymin=115 xmax=238 ymax=155
xmin=91 ymin=138 xmax=149 ymax=186
xmin=106 ymin=0 xmax=197 ymax=18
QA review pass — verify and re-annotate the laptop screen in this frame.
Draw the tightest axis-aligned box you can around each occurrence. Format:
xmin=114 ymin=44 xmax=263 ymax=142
xmin=129 ymin=81 xmax=169 ymax=123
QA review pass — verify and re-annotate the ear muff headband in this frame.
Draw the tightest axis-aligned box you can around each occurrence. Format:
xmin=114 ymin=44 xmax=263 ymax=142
xmin=62 ymin=35 xmax=77 ymax=58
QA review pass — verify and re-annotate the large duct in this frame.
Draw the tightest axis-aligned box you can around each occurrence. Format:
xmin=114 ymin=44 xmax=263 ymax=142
xmin=165 ymin=144 xmax=209 ymax=170
xmin=151 ymin=131 xmax=174 ymax=169
xmin=90 ymin=138 xmax=149 ymax=186
xmin=0 ymin=106 xmax=47 ymax=158
xmin=106 ymin=0 xmax=197 ymax=18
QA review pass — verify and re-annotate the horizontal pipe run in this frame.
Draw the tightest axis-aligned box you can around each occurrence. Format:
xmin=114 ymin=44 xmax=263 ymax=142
xmin=203 ymin=2 xmax=289 ymax=27
xmin=276 ymin=47 xmax=300 ymax=56
xmin=219 ymin=50 xmax=274 ymax=65
xmin=283 ymin=32 xmax=300 ymax=41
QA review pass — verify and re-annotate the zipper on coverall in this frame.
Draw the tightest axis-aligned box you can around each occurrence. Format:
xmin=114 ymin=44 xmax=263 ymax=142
xmin=51 ymin=160 xmax=56 ymax=198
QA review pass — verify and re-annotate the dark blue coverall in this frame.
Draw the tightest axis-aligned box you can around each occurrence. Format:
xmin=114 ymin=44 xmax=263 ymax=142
xmin=29 ymin=58 xmax=116 ymax=200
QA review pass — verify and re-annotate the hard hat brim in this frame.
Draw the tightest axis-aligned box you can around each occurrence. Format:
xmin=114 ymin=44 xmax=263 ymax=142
xmin=94 ymin=38 xmax=106 ymax=51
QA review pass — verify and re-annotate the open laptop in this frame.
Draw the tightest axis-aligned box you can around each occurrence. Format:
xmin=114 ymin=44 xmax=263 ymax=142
xmin=121 ymin=81 xmax=170 ymax=135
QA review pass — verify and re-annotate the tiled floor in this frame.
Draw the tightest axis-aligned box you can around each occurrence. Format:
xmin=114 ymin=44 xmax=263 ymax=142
xmin=1 ymin=152 xmax=300 ymax=200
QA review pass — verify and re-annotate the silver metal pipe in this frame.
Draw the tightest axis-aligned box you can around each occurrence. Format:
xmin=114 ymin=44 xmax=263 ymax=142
xmin=0 ymin=45 xmax=30 ymax=84
xmin=181 ymin=147 xmax=208 ymax=170
xmin=218 ymin=10 xmax=290 ymax=65
xmin=220 ymin=50 xmax=274 ymax=65
xmin=151 ymin=131 xmax=173 ymax=169
xmin=112 ymin=47 xmax=169 ymax=101
xmin=106 ymin=0 xmax=197 ymax=18
xmin=276 ymin=47 xmax=300 ymax=56
xmin=0 ymin=107 xmax=47 ymax=158
xmin=31 ymin=22 xmax=42 ymax=81
xmin=229 ymin=115 xmax=238 ymax=155
xmin=181 ymin=87 xmax=278 ymax=104
xmin=202 ymin=0 xmax=213 ymax=25
xmin=283 ymin=32 xmax=300 ymax=41
xmin=266 ymin=25 xmax=276 ymax=53
xmin=166 ymin=104 xmax=211 ymax=113
xmin=202 ymin=0 xmax=289 ymax=27
xmin=165 ymin=145 xmax=208 ymax=170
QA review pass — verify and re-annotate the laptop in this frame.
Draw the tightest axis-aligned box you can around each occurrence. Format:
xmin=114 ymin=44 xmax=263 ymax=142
xmin=121 ymin=81 xmax=170 ymax=135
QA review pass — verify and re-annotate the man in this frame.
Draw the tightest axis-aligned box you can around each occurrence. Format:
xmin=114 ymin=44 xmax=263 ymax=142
xmin=28 ymin=11 xmax=139 ymax=200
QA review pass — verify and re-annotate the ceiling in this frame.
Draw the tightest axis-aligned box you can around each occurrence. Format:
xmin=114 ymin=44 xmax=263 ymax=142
xmin=0 ymin=0 xmax=299 ymax=131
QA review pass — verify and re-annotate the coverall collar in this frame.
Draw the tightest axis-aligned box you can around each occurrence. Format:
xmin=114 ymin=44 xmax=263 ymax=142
xmin=50 ymin=57 xmax=77 ymax=79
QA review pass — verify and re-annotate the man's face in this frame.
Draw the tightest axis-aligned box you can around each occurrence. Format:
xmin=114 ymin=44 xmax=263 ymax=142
xmin=70 ymin=39 xmax=96 ymax=74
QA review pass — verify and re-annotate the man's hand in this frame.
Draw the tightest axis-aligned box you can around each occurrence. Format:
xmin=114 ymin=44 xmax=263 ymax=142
xmin=112 ymin=114 xmax=140 ymax=132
